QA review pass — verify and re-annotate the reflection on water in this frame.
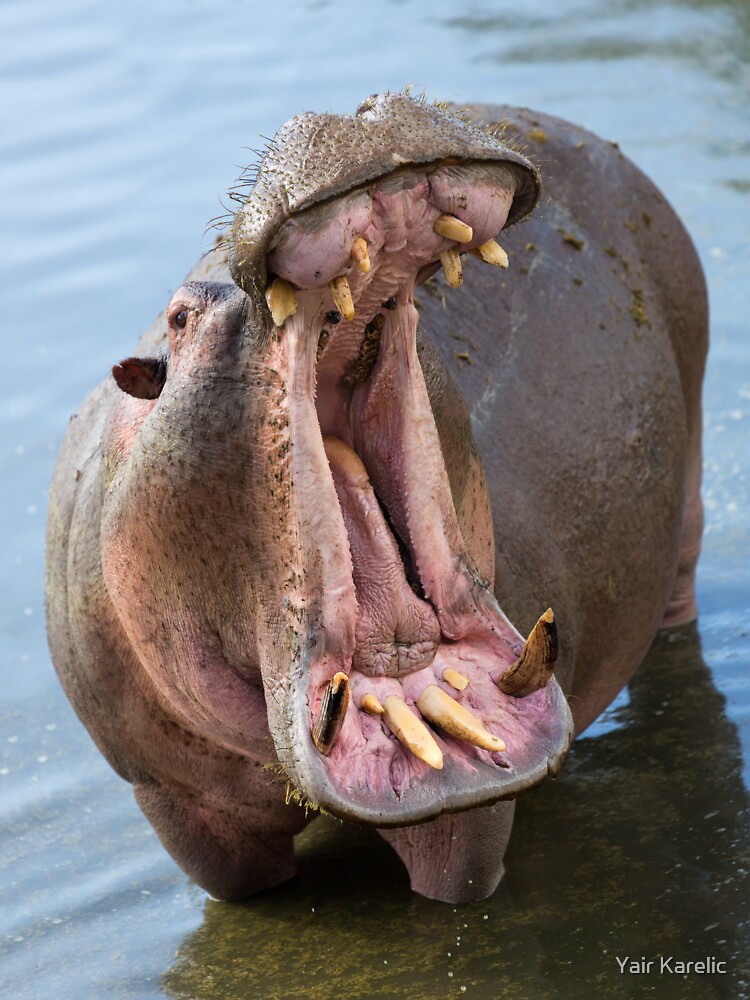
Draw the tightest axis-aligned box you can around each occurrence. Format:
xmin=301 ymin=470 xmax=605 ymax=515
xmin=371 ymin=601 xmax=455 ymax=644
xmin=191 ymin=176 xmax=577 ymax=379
xmin=161 ymin=628 xmax=750 ymax=1000
xmin=447 ymin=0 xmax=750 ymax=83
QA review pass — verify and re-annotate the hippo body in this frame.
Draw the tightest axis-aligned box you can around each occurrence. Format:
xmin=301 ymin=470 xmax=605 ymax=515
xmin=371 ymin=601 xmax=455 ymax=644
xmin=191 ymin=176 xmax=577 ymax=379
xmin=46 ymin=97 xmax=706 ymax=904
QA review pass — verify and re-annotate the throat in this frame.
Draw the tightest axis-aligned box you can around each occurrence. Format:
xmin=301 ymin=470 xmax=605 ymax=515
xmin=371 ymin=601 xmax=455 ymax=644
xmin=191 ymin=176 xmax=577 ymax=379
xmin=325 ymin=435 xmax=441 ymax=678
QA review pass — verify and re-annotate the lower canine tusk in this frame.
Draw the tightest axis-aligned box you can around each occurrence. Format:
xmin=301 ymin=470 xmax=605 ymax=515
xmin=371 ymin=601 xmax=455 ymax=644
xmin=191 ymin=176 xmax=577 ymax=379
xmin=329 ymin=275 xmax=355 ymax=321
xmin=470 ymin=238 xmax=509 ymax=268
xmin=416 ymin=685 xmax=505 ymax=752
xmin=311 ymin=672 xmax=350 ymax=755
xmin=265 ymin=277 xmax=298 ymax=327
xmin=498 ymin=608 xmax=558 ymax=697
xmin=439 ymin=248 xmax=463 ymax=288
xmin=350 ymin=237 xmax=371 ymax=273
xmin=382 ymin=695 xmax=443 ymax=770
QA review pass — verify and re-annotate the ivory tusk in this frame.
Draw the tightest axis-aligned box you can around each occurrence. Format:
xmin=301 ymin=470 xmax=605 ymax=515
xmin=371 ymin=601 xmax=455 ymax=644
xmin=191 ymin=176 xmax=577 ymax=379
xmin=382 ymin=695 xmax=443 ymax=770
xmin=417 ymin=685 xmax=505 ymax=753
xmin=498 ymin=608 xmax=558 ymax=697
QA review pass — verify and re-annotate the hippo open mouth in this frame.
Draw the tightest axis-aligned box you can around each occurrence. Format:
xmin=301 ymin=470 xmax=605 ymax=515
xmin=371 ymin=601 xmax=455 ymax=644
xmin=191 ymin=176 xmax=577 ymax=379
xmin=223 ymin=94 xmax=573 ymax=825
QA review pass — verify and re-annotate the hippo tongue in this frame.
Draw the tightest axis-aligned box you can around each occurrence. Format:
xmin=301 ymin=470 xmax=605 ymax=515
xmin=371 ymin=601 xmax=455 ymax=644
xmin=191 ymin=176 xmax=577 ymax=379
xmin=349 ymin=293 xmax=518 ymax=659
xmin=324 ymin=435 xmax=441 ymax=678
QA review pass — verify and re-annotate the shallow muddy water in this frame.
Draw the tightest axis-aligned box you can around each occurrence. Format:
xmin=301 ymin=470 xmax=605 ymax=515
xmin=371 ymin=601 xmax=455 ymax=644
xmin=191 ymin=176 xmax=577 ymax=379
xmin=1 ymin=0 xmax=748 ymax=997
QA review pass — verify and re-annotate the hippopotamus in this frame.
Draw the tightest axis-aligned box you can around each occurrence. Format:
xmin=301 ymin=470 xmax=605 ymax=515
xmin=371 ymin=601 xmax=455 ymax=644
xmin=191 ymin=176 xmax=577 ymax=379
xmin=46 ymin=92 xmax=706 ymax=905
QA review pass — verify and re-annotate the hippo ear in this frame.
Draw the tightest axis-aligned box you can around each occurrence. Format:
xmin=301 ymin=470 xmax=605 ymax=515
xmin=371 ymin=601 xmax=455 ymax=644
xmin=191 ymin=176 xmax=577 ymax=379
xmin=112 ymin=357 xmax=167 ymax=399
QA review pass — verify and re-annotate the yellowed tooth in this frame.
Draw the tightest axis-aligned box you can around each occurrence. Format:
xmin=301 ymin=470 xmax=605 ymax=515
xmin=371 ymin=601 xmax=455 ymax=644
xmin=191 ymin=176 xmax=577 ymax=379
xmin=416 ymin=684 xmax=505 ymax=753
xmin=470 ymin=238 xmax=509 ymax=269
xmin=311 ymin=671 xmax=349 ymax=755
xmin=329 ymin=275 xmax=355 ymax=321
xmin=439 ymin=247 xmax=463 ymax=288
xmin=498 ymin=608 xmax=558 ymax=697
xmin=442 ymin=668 xmax=469 ymax=691
xmin=382 ymin=695 xmax=443 ymax=770
xmin=360 ymin=692 xmax=384 ymax=716
xmin=350 ymin=237 xmax=371 ymax=273
xmin=433 ymin=214 xmax=474 ymax=244
xmin=265 ymin=277 xmax=297 ymax=327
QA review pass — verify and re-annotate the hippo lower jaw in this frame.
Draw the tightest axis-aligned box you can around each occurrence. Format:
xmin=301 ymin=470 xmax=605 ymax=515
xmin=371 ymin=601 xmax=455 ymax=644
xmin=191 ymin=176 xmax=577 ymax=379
xmin=255 ymin=160 xmax=574 ymax=825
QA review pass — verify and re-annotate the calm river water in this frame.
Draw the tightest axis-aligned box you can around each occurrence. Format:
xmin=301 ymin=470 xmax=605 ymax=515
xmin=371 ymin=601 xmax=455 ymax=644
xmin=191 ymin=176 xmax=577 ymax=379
xmin=1 ymin=1 xmax=748 ymax=997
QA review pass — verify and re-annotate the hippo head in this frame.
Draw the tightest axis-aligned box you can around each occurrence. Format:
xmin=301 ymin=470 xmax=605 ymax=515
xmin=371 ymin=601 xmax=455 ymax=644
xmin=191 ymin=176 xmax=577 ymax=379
xmin=102 ymin=92 xmax=573 ymax=829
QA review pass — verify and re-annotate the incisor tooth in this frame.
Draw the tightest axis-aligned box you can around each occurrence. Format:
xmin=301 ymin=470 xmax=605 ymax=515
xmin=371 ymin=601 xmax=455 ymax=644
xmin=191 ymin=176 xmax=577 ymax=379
xmin=442 ymin=668 xmax=469 ymax=691
xmin=360 ymin=692 xmax=384 ymax=716
xmin=265 ymin=278 xmax=297 ymax=327
xmin=382 ymin=695 xmax=443 ymax=770
xmin=350 ymin=237 xmax=371 ymax=273
xmin=417 ymin=685 xmax=505 ymax=753
xmin=439 ymin=248 xmax=463 ymax=288
xmin=470 ymin=238 xmax=509 ymax=268
xmin=498 ymin=608 xmax=558 ymax=697
xmin=311 ymin=671 xmax=350 ymax=755
xmin=433 ymin=214 xmax=474 ymax=244
xmin=329 ymin=275 xmax=355 ymax=321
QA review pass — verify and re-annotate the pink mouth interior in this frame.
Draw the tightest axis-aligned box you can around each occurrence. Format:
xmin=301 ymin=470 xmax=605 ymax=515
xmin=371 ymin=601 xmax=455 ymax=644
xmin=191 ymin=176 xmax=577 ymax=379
xmin=266 ymin=162 xmax=569 ymax=815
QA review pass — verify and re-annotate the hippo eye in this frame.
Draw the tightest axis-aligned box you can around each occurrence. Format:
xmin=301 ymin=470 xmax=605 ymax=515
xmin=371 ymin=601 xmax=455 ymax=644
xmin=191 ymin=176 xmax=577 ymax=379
xmin=174 ymin=310 xmax=188 ymax=330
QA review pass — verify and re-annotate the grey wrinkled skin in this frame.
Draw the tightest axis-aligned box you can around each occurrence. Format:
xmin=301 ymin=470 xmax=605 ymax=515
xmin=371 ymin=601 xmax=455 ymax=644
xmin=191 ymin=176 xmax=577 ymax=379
xmin=230 ymin=92 xmax=539 ymax=297
xmin=46 ymin=94 xmax=706 ymax=905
